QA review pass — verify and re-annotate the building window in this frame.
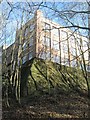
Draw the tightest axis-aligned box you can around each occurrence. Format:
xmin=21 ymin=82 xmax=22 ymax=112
xmin=39 ymin=51 xmax=46 ymax=60
xmin=86 ymin=65 xmax=90 ymax=72
xmin=71 ymin=60 xmax=77 ymax=67
xmin=22 ymin=55 xmax=27 ymax=64
xmin=46 ymin=52 xmax=50 ymax=59
xmin=29 ymin=52 xmax=33 ymax=60
xmin=63 ymin=56 xmax=69 ymax=65
xmin=51 ymin=54 xmax=60 ymax=63
xmin=52 ymin=55 xmax=60 ymax=63
xmin=23 ymin=42 xmax=27 ymax=51
xmin=29 ymin=37 xmax=33 ymax=47
xmin=79 ymin=62 xmax=89 ymax=71
xmin=41 ymin=36 xmax=45 ymax=45
xmin=76 ymin=37 xmax=82 ymax=49
xmin=52 ymin=27 xmax=59 ymax=36
xmin=25 ymin=27 xmax=28 ymax=36
xmin=42 ymin=36 xmax=50 ymax=47
xmin=56 ymin=56 xmax=60 ymax=63
xmin=52 ymin=40 xmax=59 ymax=50
xmin=44 ymin=23 xmax=50 ymax=31
xmin=45 ymin=37 xmax=50 ymax=47
xmin=39 ymin=51 xmax=50 ymax=60
xmin=61 ymin=30 xmax=67 ymax=41
xmin=30 ymin=24 xmax=34 ymax=32
xmin=64 ymin=58 xmax=69 ymax=66
xmin=61 ymin=58 xmax=65 ymax=65
xmin=70 ymin=48 xmax=76 ymax=57
xmin=69 ymin=36 xmax=75 ymax=44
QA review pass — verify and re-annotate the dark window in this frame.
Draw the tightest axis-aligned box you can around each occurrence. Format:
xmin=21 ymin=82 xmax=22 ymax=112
xmin=22 ymin=55 xmax=27 ymax=64
xmin=29 ymin=37 xmax=33 ymax=47
xmin=29 ymin=52 xmax=33 ymax=60
xmin=30 ymin=24 xmax=35 ymax=32
xmin=25 ymin=27 xmax=28 ymax=36
xmin=23 ymin=42 xmax=27 ymax=51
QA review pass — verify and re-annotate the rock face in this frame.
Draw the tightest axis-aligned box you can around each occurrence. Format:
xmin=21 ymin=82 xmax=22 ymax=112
xmin=21 ymin=58 xmax=87 ymax=97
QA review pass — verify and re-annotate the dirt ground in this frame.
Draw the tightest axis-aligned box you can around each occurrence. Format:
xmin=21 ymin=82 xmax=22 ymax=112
xmin=2 ymin=92 xmax=90 ymax=120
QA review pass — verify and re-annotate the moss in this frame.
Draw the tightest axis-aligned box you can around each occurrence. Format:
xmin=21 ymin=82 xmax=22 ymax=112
xmin=21 ymin=58 xmax=88 ymax=96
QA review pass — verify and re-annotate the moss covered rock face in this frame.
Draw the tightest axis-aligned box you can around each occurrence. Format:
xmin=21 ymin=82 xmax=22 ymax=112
xmin=21 ymin=58 xmax=88 ymax=96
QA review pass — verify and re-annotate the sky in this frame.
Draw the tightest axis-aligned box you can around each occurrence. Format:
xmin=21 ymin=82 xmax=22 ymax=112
xmin=1 ymin=0 xmax=90 ymax=2
xmin=0 ymin=0 xmax=89 ymax=47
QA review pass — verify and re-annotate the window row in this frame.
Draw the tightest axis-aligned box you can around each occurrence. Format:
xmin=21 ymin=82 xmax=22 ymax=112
xmin=39 ymin=51 xmax=60 ymax=63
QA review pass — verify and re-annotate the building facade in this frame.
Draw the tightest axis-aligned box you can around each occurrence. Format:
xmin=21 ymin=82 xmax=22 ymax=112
xmin=4 ymin=10 xmax=90 ymax=71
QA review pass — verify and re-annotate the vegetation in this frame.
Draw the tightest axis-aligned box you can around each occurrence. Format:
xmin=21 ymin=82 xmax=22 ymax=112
xmin=2 ymin=58 xmax=90 ymax=119
xmin=1 ymin=1 xmax=90 ymax=119
xmin=21 ymin=58 xmax=88 ymax=96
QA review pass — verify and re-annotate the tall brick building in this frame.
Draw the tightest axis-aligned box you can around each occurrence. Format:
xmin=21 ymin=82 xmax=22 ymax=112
xmin=3 ymin=10 xmax=90 ymax=71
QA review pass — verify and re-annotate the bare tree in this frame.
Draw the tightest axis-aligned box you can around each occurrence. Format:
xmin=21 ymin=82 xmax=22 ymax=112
xmin=1 ymin=1 xmax=90 ymax=109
